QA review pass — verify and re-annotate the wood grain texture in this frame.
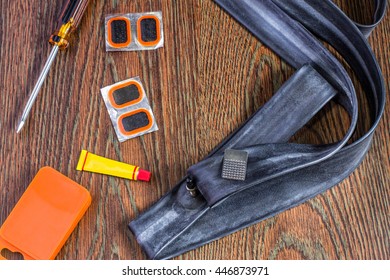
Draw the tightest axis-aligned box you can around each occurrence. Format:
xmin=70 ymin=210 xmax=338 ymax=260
xmin=0 ymin=0 xmax=388 ymax=260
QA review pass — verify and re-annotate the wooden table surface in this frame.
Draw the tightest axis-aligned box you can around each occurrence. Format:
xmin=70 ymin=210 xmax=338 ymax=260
xmin=0 ymin=0 xmax=389 ymax=260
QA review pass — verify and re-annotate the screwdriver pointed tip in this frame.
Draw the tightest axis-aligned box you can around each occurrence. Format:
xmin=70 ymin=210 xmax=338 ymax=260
xmin=16 ymin=121 xmax=25 ymax=134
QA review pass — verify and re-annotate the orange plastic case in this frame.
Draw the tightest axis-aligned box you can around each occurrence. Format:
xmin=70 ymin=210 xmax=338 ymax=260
xmin=0 ymin=167 xmax=91 ymax=260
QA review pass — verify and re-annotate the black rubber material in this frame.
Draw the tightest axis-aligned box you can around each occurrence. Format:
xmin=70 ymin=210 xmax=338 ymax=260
xmin=129 ymin=0 xmax=387 ymax=259
xmin=110 ymin=19 xmax=129 ymax=44
xmin=122 ymin=112 xmax=150 ymax=133
xmin=112 ymin=84 xmax=140 ymax=106
xmin=140 ymin=18 xmax=158 ymax=42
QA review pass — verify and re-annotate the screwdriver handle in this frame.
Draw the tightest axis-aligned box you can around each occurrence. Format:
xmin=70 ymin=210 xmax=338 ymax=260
xmin=59 ymin=0 xmax=90 ymax=29
xmin=49 ymin=0 xmax=90 ymax=49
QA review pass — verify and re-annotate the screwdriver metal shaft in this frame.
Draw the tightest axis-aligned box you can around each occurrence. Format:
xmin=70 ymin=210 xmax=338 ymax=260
xmin=16 ymin=0 xmax=90 ymax=133
xmin=16 ymin=46 xmax=59 ymax=133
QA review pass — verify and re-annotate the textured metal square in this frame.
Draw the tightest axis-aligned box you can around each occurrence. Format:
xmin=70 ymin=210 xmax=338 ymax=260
xmin=222 ymin=149 xmax=248 ymax=181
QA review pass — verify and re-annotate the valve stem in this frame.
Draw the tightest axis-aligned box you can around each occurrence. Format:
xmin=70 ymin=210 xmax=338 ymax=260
xmin=186 ymin=177 xmax=198 ymax=197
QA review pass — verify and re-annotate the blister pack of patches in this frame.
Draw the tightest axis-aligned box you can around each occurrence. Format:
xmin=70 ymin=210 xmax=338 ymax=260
xmin=105 ymin=12 xmax=164 ymax=51
xmin=100 ymin=77 xmax=158 ymax=142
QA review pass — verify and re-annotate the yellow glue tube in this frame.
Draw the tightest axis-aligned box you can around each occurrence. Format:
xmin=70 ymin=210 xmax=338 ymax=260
xmin=76 ymin=150 xmax=151 ymax=182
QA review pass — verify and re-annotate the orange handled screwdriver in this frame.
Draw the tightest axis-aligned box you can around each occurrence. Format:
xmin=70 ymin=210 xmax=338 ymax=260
xmin=16 ymin=0 xmax=91 ymax=133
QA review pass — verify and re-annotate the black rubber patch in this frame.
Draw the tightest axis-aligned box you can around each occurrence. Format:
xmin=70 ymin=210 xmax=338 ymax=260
xmin=122 ymin=112 xmax=150 ymax=132
xmin=140 ymin=18 xmax=158 ymax=42
xmin=113 ymin=84 xmax=140 ymax=106
xmin=111 ymin=19 xmax=129 ymax=44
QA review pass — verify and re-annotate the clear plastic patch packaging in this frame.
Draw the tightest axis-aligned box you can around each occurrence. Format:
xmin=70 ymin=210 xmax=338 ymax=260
xmin=100 ymin=77 xmax=158 ymax=142
xmin=105 ymin=12 xmax=164 ymax=52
